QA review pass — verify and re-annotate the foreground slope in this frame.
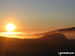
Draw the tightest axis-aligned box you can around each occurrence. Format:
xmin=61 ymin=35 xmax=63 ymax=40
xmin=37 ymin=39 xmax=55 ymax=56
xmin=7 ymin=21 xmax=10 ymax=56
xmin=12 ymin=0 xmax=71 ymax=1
xmin=0 ymin=33 xmax=75 ymax=56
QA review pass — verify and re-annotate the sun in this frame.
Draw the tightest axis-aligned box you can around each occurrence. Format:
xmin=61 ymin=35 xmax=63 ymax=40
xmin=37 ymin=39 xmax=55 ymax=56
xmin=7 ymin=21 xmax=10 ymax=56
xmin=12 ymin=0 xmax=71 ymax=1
xmin=6 ymin=23 xmax=16 ymax=32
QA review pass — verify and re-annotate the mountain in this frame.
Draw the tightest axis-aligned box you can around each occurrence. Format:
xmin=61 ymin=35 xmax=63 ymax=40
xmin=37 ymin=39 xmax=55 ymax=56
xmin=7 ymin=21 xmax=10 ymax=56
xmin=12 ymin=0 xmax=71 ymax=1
xmin=39 ymin=33 xmax=68 ymax=41
xmin=43 ymin=27 xmax=75 ymax=39
xmin=0 ymin=27 xmax=75 ymax=56
xmin=0 ymin=33 xmax=71 ymax=56
xmin=57 ymin=27 xmax=75 ymax=32
xmin=57 ymin=27 xmax=75 ymax=39
xmin=0 ymin=32 xmax=75 ymax=56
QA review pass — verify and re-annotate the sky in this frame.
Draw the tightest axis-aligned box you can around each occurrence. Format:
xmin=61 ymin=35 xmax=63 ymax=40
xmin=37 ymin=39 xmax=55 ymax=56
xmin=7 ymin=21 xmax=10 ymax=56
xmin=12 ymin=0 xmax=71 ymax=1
xmin=0 ymin=0 xmax=75 ymax=32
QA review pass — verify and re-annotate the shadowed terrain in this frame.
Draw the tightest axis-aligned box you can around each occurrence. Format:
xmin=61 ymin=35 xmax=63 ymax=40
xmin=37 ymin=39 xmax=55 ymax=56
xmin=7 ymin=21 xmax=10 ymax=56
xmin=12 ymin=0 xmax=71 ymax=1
xmin=0 ymin=27 xmax=75 ymax=56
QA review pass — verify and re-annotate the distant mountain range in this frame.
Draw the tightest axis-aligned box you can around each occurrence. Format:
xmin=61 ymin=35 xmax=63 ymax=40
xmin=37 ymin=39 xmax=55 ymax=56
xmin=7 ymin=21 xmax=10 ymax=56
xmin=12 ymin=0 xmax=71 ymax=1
xmin=42 ymin=27 xmax=75 ymax=39
xmin=57 ymin=27 xmax=75 ymax=32
xmin=0 ymin=27 xmax=75 ymax=40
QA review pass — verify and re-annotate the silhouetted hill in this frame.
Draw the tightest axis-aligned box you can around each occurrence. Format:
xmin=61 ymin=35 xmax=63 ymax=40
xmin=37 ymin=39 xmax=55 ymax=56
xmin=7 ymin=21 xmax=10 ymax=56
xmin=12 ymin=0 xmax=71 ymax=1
xmin=0 ymin=33 xmax=75 ymax=56
xmin=43 ymin=27 xmax=75 ymax=39
xmin=57 ymin=27 xmax=75 ymax=39
xmin=58 ymin=27 xmax=75 ymax=32
xmin=0 ymin=27 xmax=75 ymax=56
xmin=39 ymin=33 xmax=68 ymax=41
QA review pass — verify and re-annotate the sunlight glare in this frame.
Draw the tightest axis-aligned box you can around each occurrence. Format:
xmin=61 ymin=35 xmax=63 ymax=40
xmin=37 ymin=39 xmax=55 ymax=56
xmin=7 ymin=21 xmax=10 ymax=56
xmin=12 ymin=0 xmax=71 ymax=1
xmin=6 ymin=23 xmax=16 ymax=32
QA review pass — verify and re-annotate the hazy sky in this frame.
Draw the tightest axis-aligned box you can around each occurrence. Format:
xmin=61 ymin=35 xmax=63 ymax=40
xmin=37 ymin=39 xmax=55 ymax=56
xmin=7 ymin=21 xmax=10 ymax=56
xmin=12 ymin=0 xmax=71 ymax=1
xmin=0 ymin=0 xmax=75 ymax=32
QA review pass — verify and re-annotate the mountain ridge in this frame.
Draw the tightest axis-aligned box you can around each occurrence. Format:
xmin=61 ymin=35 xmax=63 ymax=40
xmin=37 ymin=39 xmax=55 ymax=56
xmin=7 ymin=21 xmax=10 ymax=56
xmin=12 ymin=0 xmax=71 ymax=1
xmin=41 ymin=27 xmax=75 ymax=39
